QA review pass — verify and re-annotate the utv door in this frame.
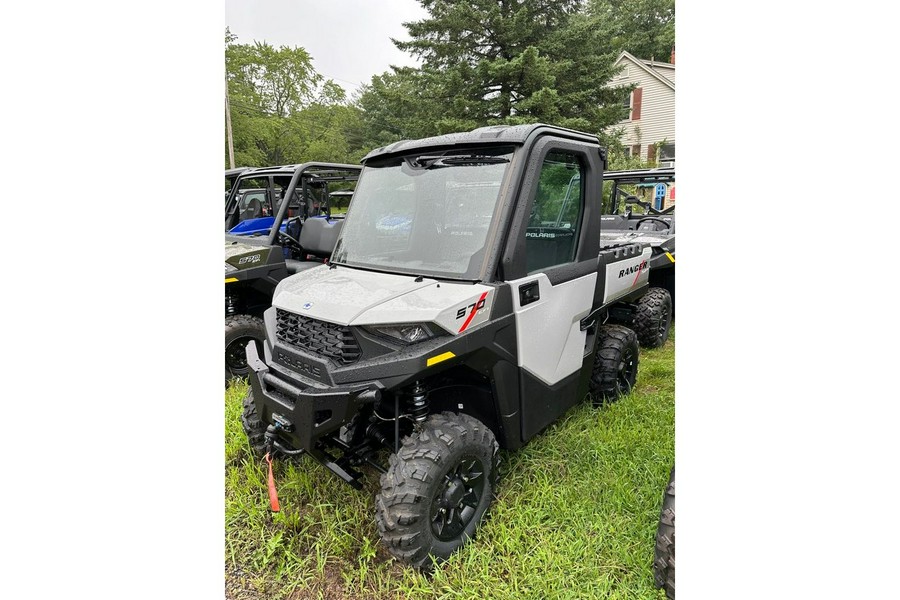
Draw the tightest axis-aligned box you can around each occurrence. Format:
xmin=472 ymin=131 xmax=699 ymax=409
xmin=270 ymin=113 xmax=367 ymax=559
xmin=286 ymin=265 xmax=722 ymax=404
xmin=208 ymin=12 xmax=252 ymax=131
xmin=501 ymin=138 xmax=604 ymax=441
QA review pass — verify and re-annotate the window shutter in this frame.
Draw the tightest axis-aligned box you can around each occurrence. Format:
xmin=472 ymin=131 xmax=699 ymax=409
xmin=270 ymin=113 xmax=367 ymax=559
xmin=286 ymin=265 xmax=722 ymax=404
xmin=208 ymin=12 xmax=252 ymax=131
xmin=631 ymin=144 xmax=641 ymax=158
xmin=647 ymin=144 xmax=656 ymax=163
xmin=631 ymin=87 xmax=642 ymax=120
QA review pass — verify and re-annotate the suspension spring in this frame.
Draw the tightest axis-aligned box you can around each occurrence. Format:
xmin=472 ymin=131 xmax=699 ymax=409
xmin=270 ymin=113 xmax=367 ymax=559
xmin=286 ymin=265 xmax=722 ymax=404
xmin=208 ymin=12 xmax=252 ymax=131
xmin=406 ymin=381 xmax=429 ymax=423
xmin=225 ymin=294 xmax=239 ymax=316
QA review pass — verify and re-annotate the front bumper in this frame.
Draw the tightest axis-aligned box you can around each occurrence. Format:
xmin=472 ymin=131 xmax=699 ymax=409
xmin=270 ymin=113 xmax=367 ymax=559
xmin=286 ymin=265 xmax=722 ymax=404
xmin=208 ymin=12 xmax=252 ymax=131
xmin=245 ymin=341 xmax=382 ymax=453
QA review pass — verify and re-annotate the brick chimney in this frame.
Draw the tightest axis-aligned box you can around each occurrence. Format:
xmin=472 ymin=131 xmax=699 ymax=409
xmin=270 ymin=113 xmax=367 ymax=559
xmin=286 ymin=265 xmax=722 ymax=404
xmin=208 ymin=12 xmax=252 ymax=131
xmin=670 ymin=46 xmax=675 ymax=64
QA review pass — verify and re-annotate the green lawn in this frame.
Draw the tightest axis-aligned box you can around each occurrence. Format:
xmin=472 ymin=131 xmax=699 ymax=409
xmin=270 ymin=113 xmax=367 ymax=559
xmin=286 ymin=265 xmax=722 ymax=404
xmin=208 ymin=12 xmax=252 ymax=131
xmin=226 ymin=329 xmax=674 ymax=599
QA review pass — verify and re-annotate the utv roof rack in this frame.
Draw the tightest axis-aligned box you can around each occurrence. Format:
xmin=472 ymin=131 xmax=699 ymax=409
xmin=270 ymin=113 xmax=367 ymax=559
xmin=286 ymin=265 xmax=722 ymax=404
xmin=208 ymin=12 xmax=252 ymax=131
xmin=363 ymin=123 xmax=603 ymax=162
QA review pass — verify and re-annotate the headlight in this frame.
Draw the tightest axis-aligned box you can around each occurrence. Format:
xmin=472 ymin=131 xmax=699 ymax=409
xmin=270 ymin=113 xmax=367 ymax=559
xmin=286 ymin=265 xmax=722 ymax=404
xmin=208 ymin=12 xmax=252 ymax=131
xmin=366 ymin=324 xmax=436 ymax=344
xmin=226 ymin=263 xmax=237 ymax=273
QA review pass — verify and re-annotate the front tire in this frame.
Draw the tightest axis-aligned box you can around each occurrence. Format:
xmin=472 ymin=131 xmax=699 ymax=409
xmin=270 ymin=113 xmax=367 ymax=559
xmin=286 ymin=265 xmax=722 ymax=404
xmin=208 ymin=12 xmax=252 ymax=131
xmin=633 ymin=287 xmax=672 ymax=348
xmin=225 ymin=314 xmax=266 ymax=384
xmin=589 ymin=324 xmax=639 ymax=404
xmin=240 ymin=388 xmax=267 ymax=458
xmin=653 ymin=467 xmax=675 ymax=599
xmin=375 ymin=412 xmax=499 ymax=570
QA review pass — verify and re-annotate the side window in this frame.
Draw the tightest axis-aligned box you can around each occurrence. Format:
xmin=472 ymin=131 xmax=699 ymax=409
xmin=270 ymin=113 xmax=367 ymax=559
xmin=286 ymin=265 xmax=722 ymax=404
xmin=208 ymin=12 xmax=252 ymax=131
xmin=525 ymin=151 xmax=585 ymax=273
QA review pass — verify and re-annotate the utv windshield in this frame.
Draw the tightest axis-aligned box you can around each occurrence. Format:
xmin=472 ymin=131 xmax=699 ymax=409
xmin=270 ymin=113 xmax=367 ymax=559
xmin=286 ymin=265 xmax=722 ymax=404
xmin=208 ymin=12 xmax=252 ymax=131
xmin=332 ymin=146 xmax=514 ymax=280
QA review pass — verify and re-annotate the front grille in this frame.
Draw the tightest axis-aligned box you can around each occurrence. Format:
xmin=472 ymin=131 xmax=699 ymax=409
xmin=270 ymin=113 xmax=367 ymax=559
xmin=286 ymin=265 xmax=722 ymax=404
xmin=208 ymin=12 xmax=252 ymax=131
xmin=275 ymin=309 xmax=361 ymax=365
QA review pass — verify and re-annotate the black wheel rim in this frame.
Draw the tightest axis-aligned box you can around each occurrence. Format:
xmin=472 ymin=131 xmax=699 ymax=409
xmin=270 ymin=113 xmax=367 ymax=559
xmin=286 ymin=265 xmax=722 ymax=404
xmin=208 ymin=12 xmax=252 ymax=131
xmin=225 ymin=336 xmax=258 ymax=372
xmin=657 ymin=306 xmax=670 ymax=342
xmin=430 ymin=454 xmax=486 ymax=541
xmin=616 ymin=345 xmax=637 ymax=394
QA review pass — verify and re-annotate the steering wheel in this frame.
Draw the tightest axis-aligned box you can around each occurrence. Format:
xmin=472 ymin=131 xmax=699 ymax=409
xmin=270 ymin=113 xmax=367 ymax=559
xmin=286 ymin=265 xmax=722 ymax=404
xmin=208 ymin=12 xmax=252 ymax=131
xmin=634 ymin=217 xmax=671 ymax=231
xmin=277 ymin=220 xmax=302 ymax=248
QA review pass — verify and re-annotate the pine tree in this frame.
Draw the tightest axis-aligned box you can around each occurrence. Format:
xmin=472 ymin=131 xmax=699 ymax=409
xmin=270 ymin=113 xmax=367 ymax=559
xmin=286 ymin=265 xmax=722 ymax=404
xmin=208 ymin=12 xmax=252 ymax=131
xmin=361 ymin=0 xmax=629 ymax=141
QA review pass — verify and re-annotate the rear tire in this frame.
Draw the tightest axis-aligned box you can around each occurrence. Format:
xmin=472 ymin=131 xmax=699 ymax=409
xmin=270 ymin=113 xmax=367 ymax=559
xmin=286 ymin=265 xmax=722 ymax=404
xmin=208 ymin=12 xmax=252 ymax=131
xmin=375 ymin=412 xmax=499 ymax=570
xmin=633 ymin=288 xmax=672 ymax=349
xmin=240 ymin=388 xmax=267 ymax=458
xmin=589 ymin=325 xmax=639 ymax=404
xmin=225 ymin=314 xmax=266 ymax=384
xmin=653 ymin=467 xmax=675 ymax=599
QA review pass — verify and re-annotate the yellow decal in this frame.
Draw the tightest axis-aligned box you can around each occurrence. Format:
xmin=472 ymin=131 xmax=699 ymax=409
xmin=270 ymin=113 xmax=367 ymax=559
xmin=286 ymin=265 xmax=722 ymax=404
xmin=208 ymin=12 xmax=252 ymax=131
xmin=225 ymin=277 xmax=239 ymax=283
xmin=665 ymin=252 xmax=675 ymax=263
xmin=426 ymin=351 xmax=456 ymax=367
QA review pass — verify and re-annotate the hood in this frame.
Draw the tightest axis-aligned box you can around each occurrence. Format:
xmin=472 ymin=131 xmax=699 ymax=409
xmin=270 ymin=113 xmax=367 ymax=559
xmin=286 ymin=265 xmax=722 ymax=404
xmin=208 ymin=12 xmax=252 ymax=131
xmin=273 ymin=266 xmax=494 ymax=333
xmin=225 ymin=240 xmax=277 ymax=271
xmin=225 ymin=240 xmax=271 ymax=260
xmin=274 ymin=267 xmax=434 ymax=325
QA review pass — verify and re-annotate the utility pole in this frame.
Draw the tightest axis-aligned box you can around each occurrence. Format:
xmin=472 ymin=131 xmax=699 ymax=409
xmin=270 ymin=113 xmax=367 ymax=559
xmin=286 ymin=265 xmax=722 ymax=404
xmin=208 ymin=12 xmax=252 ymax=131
xmin=225 ymin=72 xmax=235 ymax=169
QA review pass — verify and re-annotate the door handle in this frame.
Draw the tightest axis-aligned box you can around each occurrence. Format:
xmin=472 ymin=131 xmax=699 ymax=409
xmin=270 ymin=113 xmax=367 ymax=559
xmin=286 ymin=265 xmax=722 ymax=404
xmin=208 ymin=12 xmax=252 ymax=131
xmin=519 ymin=281 xmax=540 ymax=306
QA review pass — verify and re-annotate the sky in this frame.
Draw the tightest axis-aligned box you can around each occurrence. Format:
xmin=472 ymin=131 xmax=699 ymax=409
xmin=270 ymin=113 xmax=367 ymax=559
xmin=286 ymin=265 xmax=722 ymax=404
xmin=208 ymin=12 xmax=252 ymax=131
xmin=225 ymin=0 xmax=428 ymax=97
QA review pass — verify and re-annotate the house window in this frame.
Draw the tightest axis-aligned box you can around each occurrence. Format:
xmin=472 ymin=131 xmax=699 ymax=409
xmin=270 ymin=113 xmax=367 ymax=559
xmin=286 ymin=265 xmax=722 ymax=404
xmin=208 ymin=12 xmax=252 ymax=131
xmin=659 ymin=143 xmax=675 ymax=162
xmin=622 ymin=92 xmax=631 ymax=117
xmin=622 ymin=146 xmax=631 ymax=159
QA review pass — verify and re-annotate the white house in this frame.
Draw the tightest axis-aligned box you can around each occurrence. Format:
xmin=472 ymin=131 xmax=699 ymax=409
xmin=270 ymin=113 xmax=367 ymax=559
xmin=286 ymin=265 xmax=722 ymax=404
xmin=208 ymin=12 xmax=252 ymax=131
xmin=607 ymin=50 xmax=675 ymax=166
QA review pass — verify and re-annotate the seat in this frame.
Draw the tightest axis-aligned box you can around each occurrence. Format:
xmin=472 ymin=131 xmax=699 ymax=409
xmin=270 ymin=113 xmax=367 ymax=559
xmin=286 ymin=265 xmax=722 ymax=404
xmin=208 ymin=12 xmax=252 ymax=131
xmin=299 ymin=217 xmax=344 ymax=258
xmin=239 ymin=197 xmax=263 ymax=221
xmin=284 ymin=218 xmax=345 ymax=274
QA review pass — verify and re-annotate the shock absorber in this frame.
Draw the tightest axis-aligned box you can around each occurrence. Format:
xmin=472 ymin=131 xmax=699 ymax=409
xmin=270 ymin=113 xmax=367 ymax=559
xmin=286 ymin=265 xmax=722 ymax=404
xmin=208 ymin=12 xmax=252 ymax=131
xmin=225 ymin=294 xmax=239 ymax=316
xmin=406 ymin=381 xmax=429 ymax=423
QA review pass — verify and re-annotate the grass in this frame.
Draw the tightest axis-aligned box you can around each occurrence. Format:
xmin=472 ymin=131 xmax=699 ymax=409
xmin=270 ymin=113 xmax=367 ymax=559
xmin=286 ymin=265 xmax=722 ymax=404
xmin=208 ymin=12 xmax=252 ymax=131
xmin=225 ymin=329 xmax=674 ymax=599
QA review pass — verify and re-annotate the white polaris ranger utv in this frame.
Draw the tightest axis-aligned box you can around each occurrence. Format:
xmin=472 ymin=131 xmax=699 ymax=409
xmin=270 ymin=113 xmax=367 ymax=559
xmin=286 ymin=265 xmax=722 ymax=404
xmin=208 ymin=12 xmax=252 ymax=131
xmin=240 ymin=124 xmax=652 ymax=569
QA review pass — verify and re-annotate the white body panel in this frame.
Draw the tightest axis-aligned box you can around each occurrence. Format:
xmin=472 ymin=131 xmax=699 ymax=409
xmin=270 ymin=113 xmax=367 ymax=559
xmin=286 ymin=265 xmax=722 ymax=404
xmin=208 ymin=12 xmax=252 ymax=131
xmin=273 ymin=265 xmax=493 ymax=334
xmin=603 ymin=247 xmax=651 ymax=304
xmin=508 ymin=272 xmax=597 ymax=386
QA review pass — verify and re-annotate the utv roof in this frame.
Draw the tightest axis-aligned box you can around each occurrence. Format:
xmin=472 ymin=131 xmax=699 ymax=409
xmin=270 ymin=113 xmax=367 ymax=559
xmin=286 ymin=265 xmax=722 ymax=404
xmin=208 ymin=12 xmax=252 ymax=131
xmin=225 ymin=166 xmax=255 ymax=177
xmin=604 ymin=167 xmax=675 ymax=182
xmin=363 ymin=123 xmax=602 ymax=162
xmin=239 ymin=163 xmax=361 ymax=178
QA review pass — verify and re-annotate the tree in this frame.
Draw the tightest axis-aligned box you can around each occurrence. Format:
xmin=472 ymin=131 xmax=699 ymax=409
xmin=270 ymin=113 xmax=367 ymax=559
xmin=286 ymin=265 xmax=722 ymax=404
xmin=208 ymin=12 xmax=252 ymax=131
xmin=355 ymin=68 xmax=448 ymax=147
xmin=225 ymin=29 xmax=367 ymax=166
xmin=587 ymin=0 xmax=675 ymax=62
xmin=358 ymin=0 xmax=630 ymax=148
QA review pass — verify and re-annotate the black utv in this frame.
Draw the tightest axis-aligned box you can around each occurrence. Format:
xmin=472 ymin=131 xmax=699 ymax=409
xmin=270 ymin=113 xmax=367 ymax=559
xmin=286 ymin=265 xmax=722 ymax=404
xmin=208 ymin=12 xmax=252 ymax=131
xmin=225 ymin=163 xmax=360 ymax=382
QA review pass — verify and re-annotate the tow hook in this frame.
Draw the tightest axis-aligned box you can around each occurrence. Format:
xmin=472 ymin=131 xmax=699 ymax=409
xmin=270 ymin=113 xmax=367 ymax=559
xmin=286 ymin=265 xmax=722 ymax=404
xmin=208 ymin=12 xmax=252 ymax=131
xmin=264 ymin=423 xmax=280 ymax=458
